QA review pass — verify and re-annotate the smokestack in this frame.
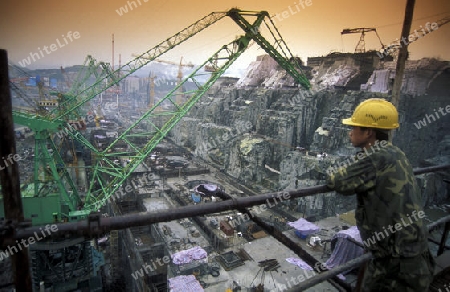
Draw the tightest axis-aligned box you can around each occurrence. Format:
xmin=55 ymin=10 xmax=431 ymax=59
xmin=112 ymin=33 xmax=114 ymax=71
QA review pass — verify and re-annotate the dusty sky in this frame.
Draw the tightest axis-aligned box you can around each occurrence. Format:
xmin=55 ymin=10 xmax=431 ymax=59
xmin=1 ymin=0 xmax=449 ymax=73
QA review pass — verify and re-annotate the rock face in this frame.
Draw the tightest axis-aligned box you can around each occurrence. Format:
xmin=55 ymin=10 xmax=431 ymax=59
xmin=169 ymin=53 xmax=450 ymax=220
xmin=308 ymin=52 xmax=381 ymax=90
xmin=237 ymin=55 xmax=298 ymax=88
xmin=362 ymin=58 xmax=450 ymax=96
xmin=171 ymin=85 xmax=328 ymax=185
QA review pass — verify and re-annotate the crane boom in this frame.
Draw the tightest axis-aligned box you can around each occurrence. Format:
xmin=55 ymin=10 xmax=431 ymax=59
xmin=84 ymin=9 xmax=311 ymax=211
xmin=50 ymin=11 xmax=228 ymax=121
xmin=84 ymin=36 xmax=252 ymax=210
xmin=12 ymin=8 xmax=311 ymax=219
xmin=228 ymin=9 xmax=310 ymax=88
xmin=154 ymin=57 xmax=194 ymax=104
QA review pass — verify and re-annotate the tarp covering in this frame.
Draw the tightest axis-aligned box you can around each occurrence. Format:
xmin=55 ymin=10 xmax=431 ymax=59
xmin=172 ymin=246 xmax=207 ymax=265
xmin=324 ymin=226 xmax=364 ymax=270
xmin=168 ymin=275 xmax=204 ymax=292
xmin=287 ymin=218 xmax=320 ymax=235
xmin=194 ymin=184 xmax=218 ymax=196
xmin=286 ymin=257 xmax=314 ymax=271
xmin=191 ymin=193 xmax=201 ymax=203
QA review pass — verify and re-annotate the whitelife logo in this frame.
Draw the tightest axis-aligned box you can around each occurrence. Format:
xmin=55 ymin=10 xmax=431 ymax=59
xmin=0 ymin=224 xmax=58 ymax=261
xmin=0 ymin=154 xmax=24 ymax=171
xmin=377 ymin=21 xmax=439 ymax=58
xmin=18 ymin=31 xmax=81 ymax=67
xmin=413 ymin=104 xmax=450 ymax=129
xmin=326 ymin=140 xmax=389 ymax=175
xmin=362 ymin=210 xmax=426 ymax=248
xmin=272 ymin=0 xmax=313 ymax=24
xmin=116 ymin=0 xmax=149 ymax=16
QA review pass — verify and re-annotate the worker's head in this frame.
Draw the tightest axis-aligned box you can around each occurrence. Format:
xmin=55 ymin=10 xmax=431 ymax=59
xmin=342 ymin=98 xmax=399 ymax=148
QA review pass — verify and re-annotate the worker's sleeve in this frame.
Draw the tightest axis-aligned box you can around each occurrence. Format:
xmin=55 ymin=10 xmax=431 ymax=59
xmin=326 ymin=155 xmax=377 ymax=195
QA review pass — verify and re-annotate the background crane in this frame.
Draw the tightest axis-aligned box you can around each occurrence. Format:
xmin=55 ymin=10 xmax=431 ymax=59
xmin=148 ymin=71 xmax=156 ymax=108
xmin=341 ymin=27 xmax=385 ymax=53
xmin=148 ymin=57 xmax=194 ymax=105
xmin=379 ymin=16 xmax=450 ymax=59
xmin=131 ymin=55 xmax=195 ymax=105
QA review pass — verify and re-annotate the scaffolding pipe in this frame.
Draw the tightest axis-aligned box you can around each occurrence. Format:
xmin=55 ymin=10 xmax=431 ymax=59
xmin=285 ymin=253 xmax=374 ymax=292
xmin=10 ymin=164 xmax=450 ymax=240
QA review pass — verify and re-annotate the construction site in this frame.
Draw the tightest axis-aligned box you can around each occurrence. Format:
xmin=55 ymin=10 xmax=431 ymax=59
xmin=1 ymin=5 xmax=450 ymax=292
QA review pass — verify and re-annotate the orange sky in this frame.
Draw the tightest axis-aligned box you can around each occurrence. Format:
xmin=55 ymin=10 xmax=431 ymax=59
xmin=1 ymin=0 xmax=449 ymax=73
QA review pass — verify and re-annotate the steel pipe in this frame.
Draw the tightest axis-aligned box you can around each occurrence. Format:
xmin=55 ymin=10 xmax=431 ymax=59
xmin=11 ymin=164 xmax=450 ymax=240
xmin=284 ymin=253 xmax=373 ymax=292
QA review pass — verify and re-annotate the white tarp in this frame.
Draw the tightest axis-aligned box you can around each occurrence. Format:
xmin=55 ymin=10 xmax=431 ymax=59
xmin=168 ymin=275 xmax=204 ymax=292
xmin=286 ymin=257 xmax=314 ymax=270
xmin=324 ymin=226 xmax=364 ymax=270
xmin=287 ymin=218 xmax=320 ymax=235
xmin=172 ymin=246 xmax=207 ymax=265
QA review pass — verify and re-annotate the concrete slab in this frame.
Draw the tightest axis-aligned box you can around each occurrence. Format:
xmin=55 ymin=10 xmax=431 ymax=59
xmin=142 ymin=197 xmax=171 ymax=212
xmin=200 ymin=236 xmax=339 ymax=292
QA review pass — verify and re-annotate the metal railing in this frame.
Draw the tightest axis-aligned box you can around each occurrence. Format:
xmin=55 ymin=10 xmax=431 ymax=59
xmin=4 ymin=164 xmax=448 ymax=241
xmin=1 ymin=164 xmax=448 ymax=291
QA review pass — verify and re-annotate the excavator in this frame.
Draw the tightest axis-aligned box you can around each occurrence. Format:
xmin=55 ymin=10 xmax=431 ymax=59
xmin=6 ymin=8 xmax=311 ymax=291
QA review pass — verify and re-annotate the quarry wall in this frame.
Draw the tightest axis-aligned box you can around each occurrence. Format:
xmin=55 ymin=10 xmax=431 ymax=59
xmin=169 ymin=53 xmax=450 ymax=219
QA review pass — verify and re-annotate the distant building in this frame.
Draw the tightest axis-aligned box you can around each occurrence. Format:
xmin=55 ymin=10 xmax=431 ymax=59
xmin=124 ymin=76 xmax=140 ymax=93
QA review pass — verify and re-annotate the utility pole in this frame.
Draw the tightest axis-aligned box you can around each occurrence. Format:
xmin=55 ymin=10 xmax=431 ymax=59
xmin=391 ymin=0 xmax=416 ymax=108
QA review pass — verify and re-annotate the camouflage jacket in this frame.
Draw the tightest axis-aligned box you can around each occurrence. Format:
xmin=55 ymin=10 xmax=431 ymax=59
xmin=326 ymin=142 xmax=429 ymax=258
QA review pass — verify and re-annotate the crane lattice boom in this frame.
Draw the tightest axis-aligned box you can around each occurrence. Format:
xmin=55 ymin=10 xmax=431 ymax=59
xmin=12 ymin=8 xmax=311 ymax=219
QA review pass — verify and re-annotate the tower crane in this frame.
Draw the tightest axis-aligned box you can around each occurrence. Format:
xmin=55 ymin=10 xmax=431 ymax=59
xmin=60 ymin=66 xmax=73 ymax=91
xmin=8 ymin=56 xmax=118 ymax=291
xmin=148 ymin=71 xmax=156 ymax=108
xmin=7 ymin=8 xmax=310 ymax=290
xmin=341 ymin=27 xmax=385 ymax=53
xmin=148 ymin=56 xmax=194 ymax=105
xmin=130 ymin=55 xmax=193 ymax=105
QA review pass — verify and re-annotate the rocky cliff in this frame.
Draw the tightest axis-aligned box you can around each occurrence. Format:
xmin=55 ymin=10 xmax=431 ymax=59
xmin=169 ymin=53 xmax=450 ymax=219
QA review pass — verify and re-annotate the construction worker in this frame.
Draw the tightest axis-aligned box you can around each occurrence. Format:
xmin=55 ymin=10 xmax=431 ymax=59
xmin=326 ymin=98 xmax=434 ymax=291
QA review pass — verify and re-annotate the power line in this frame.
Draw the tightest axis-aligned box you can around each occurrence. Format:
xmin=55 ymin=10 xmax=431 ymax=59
xmin=376 ymin=11 xmax=450 ymax=29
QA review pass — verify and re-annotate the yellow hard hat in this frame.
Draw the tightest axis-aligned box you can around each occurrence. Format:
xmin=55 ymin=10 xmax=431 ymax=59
xmin=342 ymin=98 xmax=399 ymax=129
